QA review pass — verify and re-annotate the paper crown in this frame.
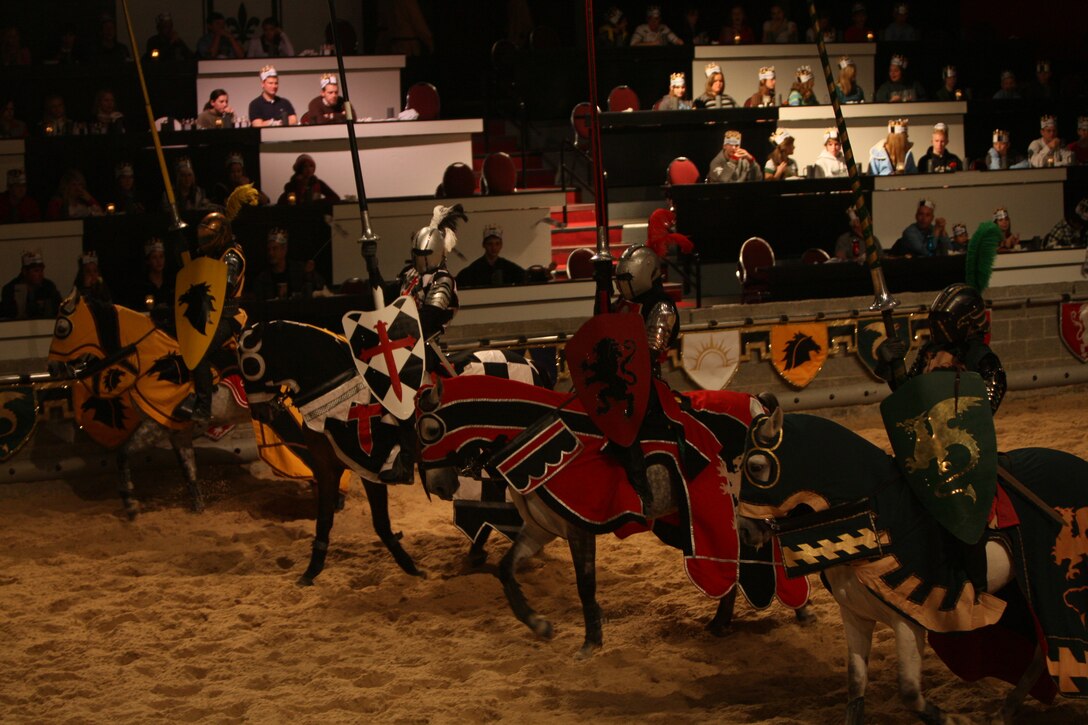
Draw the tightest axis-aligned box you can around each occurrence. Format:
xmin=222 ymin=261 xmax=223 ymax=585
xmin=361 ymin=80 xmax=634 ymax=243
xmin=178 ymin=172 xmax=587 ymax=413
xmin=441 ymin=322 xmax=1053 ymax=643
xmin=723 ymin=130 xmax=742 ymax=145
xmin=320 ymin=73 xmax=338 ymax=89
xmin=704 ymin=62 xmax=721 ymax=78
xmin=888 ymin=118 xmax=909 ymax=134
xmin=647 ymin=5 xmax=660 ymax=18
xmin=992 ymin=207 xmax=1009 ymax=221
xmin=838 ymin=56 xmax=854 ymax=70
xmin=1076 ymin=199 xmax=1088 ymax=222
xmin=669 ymin=72 xmax=685 ymax=87
xmin=758 ymin=66 xmax=775 ymax=81
xmin=1040 ymin=115 xmax=1056 ymax=129
xmin=993 ymin=129 xmax=1010 ymax=143
xmin=894 ymin=2 xmax=909 ymax=14
xmin=932 ymin=122 xmax=948 ymax=133
xmin=483 ymin=223 xmax=503 ymax=240
xmin=21 ymin=249 xmax=43 ymax=267
xmin=1036 ymin=60 xmax=1051 ymax=74
xmin=1000 ymin=70 xmax=1015 ymax=81
xmin=6 ymin=168 xmax=27 ymax=185
xmin=823 ymin=128 xmax=839 ymax=142
xmin=259 ymin=65 xmax=278 ymax=81
xmin=144 ymin=238 xmax=165 ymax=256
xmin=890 ymin=54 xmax=908 ymax=69
xmin=225 ymin=151 xmax=245 ymax=167
xmin=942 ymin=65 xmax=956 ymax=78
xmin=952 ymin=223 xmax=968 ymax=237
xmin=79 ymin=251 xmax=98 ymax=266
xmin=796 ymin=65 xmax=813 ymax=82
xmin=608 ymin=7 xmax=623 ymax=24
xmin=156 ymin=12 xmax=172 ymax=24
xmin=267 ymin=227 xmax=288 ymax=245
xmin=175 ymin=156 xmax=193 ymax=172
xmin=1078 ymin=116 xmax=1088 ymax=131
xmin=770 ymin=128 xmax=793 ymax=146
xmin=918 ymin=198 xmax=935 ymax=210
xmin=114 ymin=162 xmax=133 ymax=178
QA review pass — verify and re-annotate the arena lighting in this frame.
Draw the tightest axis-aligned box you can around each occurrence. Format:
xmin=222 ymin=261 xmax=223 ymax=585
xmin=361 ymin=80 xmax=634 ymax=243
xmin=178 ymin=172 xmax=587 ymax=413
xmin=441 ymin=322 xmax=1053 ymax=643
xmin=150 ymin=49 xmax=159 ymax=59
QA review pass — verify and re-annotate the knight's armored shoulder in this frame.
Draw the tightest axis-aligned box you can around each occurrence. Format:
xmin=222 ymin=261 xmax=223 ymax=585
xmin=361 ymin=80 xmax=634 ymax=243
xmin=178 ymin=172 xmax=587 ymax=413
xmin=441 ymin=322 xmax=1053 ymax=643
xmin=222 ymin=246 xmax=245 ymax=293
xmin=645 ymin=299 xmax=679 ymax=353
xmin=423 ymin=271 xmax=457 ymax=311
xmin=973 ymin=349 xmax=1006 ymax=414
xmin=907 ymin=341 xmax=938 ymax=379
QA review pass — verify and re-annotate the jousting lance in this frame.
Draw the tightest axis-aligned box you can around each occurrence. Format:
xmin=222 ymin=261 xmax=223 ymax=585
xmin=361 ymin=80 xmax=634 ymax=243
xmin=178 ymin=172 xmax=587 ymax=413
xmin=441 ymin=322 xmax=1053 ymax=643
xmin=582 ymin=0 xmax=614 ymax=315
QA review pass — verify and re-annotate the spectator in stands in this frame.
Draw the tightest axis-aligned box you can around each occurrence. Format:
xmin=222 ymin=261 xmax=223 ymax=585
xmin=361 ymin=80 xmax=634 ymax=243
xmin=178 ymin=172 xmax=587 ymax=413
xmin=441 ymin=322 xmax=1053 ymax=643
xmin=211 ymin=152 xmax=270 ymax=207
xmin=987 ymin=129 xmax=1029 ymax=170
xmin=145 ymin=13 xmax=193 ymax=62
xmin=1068 ymin=117 xmax=1088 ymax=165
xmin=882 ymin=2 xmax=918 ymax=42
xmin=843 ymin=3 xmax=874 ymax=43
xmin=92 ymin=14 xmax=131 ymax=64
xmin=1 ymin=250 xmax=61 ymax=320
xmin=763 ymin=128 xmax=798 ymax=181
xmin=306 ymin=74 xmax=347 ymax=124
xmin=805 ymin=10 xmax=838 ymax=43
xmin=695 ymin=63 xmax=736 ymax=108
xmin=196 ymin=89 xmax=235 ymax=129
xmin=743 ymin=66 xmax=777 ymax=108
xmin=598 ymin=7 xmax=629 ymax=47
xmin=1044 ymin=198 xmax=1088 ymax=249
xmin=992 ymin=71 xmax=1021 ymax=101
xmin=249 ymin=66 xmax=297 ymax=127
xmin=0 ymin=98 xmax=28 ymax=138
xmin=196 ymin=12 xmax=246 ymax=59
xmin=39 ymin=94 xmax=76 ymax=136
xmin=130 ymin=238 xmax=173 ymax=312
xmin=110 ymin=162 xmax=144 ymax=215
xmin=631 ymin=6 xmax=683 ymax=46
xmin=456 ymin=225 xmax=526 ymax=288
xmin=917 ymin=123 xmax=962 ymax=173
xmin=166 ymin=158 xmax=215 ymax=213
xmin=656 ymin=73 xmax=692 ymax=111
xmin=787 ymin=65 xmax=818 ymax=106
xmin=90 ymin=89 xmax=125 ymax=135
xmin=1 ymin=26 xmax=31 ymax=66
xmin=50 ymin=24 xmax=81 ymax=65
xmin=675 ymin=6 xmax=710 ymax=45
xmin=833 ymin=208 xmax=878 ymax=262
xmin=47 ymin=170 xmax=104 ymax=220
xmin=949 ymin=223 xmax=969 ymax=254
xmin=899 ymin=199 xmax=948 ymax=257
xmin=993 ymin=207 xmax=1020 ymax=252
xmin=719 ymin=4 xmax=755 ymax=44
xmin=706 ymin=130 xmax=760 ymax=183
xmin=934 ymin=66 xmax=967 ymax=101
xmin=868 ymin=119 xmax=916 ymax=175
xmin=277 ymin=154 xmax=339 ymax=205
xmin=812 ymin=128 xmax=847 ymax=178
xmin=1023 ymin=60 xmax=1057 ymax=101
xmin=834 ymin=56 xmax=865 ymax=103
xmin=252 ymin=228 xmax=325 ymax=300
xmin=875 ymin=55 xmax=925 ymax=103
xmin=73 ymin=251 xmax=111 ymax=303
xmin=0 ymin=169 xmax=41 ymax=224
xmin=762 ymin=4 xmax=797 ymax=43
xmin=247 ymin=17 xmax=294 ymax=58
xmin=1029 ymin=115 xmax=1074 ymax=168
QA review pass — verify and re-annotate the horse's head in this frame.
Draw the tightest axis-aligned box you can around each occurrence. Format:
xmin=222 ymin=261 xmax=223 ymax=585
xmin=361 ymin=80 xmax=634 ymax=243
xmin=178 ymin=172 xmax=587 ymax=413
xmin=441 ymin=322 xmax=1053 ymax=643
xmin=415 ymin=378 xmax=477 ymax=500
xmin=238 ymin=323 xmax=295 ymax=422
xmin=47 ymin=288 xmax=97 ymax=373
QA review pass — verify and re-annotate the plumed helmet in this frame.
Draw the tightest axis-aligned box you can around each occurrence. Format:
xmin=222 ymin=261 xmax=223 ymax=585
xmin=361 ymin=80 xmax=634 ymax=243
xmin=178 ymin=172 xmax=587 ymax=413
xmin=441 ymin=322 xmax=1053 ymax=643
xmin=412 ymin=204 xmax=467 ymax=274
xmin=615 ymin=244 xmax=661 ymax=301
xmin=197 ymin=211 xmax=232 ymax=256
xmin=927 ymin=283 xmax=988 ymax=345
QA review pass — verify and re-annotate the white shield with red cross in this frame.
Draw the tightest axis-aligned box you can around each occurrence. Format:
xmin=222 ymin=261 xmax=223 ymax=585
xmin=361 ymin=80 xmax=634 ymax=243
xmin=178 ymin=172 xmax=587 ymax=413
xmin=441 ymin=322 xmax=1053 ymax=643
xmin=343 ymin=297 xmax=426 ymax=420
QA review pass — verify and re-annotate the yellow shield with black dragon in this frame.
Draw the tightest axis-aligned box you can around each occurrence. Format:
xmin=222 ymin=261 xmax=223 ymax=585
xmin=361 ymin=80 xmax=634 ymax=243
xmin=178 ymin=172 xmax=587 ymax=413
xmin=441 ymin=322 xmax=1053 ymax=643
xmin=0 ymin=386 xmax=38 ymax=461
xmin=175 ymin=255 xmax=228 ymax=370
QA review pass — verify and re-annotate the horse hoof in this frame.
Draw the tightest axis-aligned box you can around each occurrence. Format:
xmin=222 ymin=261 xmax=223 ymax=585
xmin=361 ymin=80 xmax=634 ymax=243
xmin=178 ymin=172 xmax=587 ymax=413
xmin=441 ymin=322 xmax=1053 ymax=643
xmin=190 ymin=500 xmax=205 ymax=514
xmin=795 ymin=606 xmax=816 ymax=625
xmin=124 ymin=503 xmax=140 ymax=521
xmin=296 ymin=575 xmax=315 ymax=587
xmin=468 ymin=550 xmax=488 ymax=568
xmin=528 ymin=615 xmax=554 ymax=640
xmin=575 ymin=641 xmax=602 ymax=660
xmin=705 ymin=620 xmax=731 ymax=638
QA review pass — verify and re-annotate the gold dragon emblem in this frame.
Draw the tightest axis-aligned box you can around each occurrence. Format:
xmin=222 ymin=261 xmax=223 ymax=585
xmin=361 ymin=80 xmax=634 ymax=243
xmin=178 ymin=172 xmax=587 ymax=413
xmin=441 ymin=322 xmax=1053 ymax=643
xmin=897 ymin=396 xmax=985 ymax=501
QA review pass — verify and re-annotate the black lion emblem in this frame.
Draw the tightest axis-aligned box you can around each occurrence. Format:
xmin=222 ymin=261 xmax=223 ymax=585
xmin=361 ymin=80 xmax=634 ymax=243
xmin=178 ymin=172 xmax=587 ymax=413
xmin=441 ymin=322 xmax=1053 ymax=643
xmin=581 ymin=338 xmax=637 ymax=417
xmin=178 ymin=282 xmax=218 ymax=335
xmin=781 ymin=332 xmax=822 ymax=371
xmin=150 ymin=353 xmax=190 ymax=384
xmin=81 ymin=397 xmax=128 ymax=429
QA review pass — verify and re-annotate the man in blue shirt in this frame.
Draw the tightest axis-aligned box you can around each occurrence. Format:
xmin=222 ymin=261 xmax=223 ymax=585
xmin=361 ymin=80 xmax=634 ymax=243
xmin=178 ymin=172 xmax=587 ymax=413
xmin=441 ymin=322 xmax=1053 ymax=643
xmin=899 ymin=198 xmax=949 ymax=257
xmin=195 ymin=12 xmax=245 ymax=59
xmin=248 ymin=66 xmax=297 ymax=127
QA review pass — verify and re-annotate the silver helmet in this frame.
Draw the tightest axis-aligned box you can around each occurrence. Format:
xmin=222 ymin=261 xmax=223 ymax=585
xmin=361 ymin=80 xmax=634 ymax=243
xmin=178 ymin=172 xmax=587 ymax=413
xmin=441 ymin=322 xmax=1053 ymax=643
xmin=615 ymin=244 xmax=661 ymax=300
xmin=412 ymin=204 xmax=467 ymax=274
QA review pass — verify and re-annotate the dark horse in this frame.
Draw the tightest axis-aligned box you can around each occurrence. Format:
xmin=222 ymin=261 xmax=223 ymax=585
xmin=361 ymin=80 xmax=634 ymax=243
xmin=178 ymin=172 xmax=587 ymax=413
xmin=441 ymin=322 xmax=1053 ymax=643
xmin=738 ymin=396 xmax=1088 ymax=724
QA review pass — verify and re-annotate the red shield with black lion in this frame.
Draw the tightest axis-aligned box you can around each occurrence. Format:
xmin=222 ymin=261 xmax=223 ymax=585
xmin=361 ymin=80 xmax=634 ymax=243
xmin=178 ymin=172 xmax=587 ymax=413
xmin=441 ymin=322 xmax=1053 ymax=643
xmin=564 ymin=312 xmax=651 ymax=447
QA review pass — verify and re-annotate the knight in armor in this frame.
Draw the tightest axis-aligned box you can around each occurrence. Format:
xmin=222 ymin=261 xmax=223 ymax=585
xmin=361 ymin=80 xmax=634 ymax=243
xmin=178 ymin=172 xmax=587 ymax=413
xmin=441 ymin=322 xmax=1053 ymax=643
xmin=609 ymin=244 xmax=679 ymax=512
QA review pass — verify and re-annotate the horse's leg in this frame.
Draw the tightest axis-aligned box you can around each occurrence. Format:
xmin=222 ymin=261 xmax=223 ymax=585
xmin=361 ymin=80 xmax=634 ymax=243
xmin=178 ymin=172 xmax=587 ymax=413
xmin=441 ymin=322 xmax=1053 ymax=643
xmin=360 ymin=480 xmax=422 ymax=577
xmin=998 ymin=642 xmax=1045 ymax=724
xmin=892 ymin=617 xmax=945 ymax=724
xmin=468 ymin=526 xmax=493 ymax=567
xmin=297 ymin=430 xmax=343 ymax=586
xmin=168 ymin=428 xmax=203 ymax=513
xmin=567 ymin=526 xmax=603 ymax=658
xmin=839 ymin=605 xmax=876 ymax=725
xmin=706 ymin=587 xmax=738 ymax=636
xmin=116 ymin=444 xmax=140 ymax=520
xmin=795 ymin=602 xmax=816 ymax=623
xmin=499 ymin=521 xmax=557 ymax=639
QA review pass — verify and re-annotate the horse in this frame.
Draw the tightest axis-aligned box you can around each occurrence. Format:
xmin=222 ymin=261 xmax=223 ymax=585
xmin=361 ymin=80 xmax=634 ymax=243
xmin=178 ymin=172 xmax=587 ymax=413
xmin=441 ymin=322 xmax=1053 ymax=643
xmin=737 ymin=395 xmax=1088 ymax=724
xmin=417 ymin=374 xmax=811 ymax=657
xmin=46 ymin=290 xmax=249 ymax=519
xmin=236 ymin=319 xmax=543 ymax=586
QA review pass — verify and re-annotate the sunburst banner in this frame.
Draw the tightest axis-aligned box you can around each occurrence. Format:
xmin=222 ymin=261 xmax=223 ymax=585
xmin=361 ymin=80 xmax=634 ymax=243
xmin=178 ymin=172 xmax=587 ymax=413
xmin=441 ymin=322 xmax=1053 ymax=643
xmin=680 ymin=330 xmax=741 ymax=390
xmin=770 ymin=323 xmax=830 ymax=389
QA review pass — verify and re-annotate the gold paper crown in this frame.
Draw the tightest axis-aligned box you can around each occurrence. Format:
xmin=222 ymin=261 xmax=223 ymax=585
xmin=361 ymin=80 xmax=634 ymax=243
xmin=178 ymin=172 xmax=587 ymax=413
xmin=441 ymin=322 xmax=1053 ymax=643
xmin=993 ymin=207 xmax=1009 ymax=221
xmin=175 ymin=156 xmax=193 ymax=172
xmin=796 ymin=65 xmax=813 ymax=78
xmin=144 ymin=238 xmax=165 ymax=256
xmin=225 ymin=151 xmax=245 ymax=167
xmin=943 ymin=65 xmax=956 ymax=78
xmin=918 ymin=198 xmax=935 ymax=210
xmin=669 ymin=72 xmax=686 ymax=86
xmin=838 ymin=56 xmax=854 ymax=69
xmin=823 ymin=127 xmax=839 ymax=142
xmin=723 ymin=129 xmax=742 ymax=144
xmin=993 ymin=129 xmax=1010 ymax=142
xmin=320 ymin=73 xmax=337 ymax=89
xmin=79 ymin=251 xmax=98 ymax=266
xmin=259 ymin=65 xmax=277 ymax=80
xmin=114 ymin=162 xmax=133 ymax=178
xmin=769 ymin=128 xmax=793 ymax=146
xmin=1040 ymin=114 xmax=1056 ymax=128
xmin=888 ymin=118 xmax=910 ymax=133
xmin=890 ymin=54 xmax=908 ymax=68
xmin=704 ymin=62 xmax=721 ymax=78
xmin=758 ymin=66 xmax=775 ymax=79
xmin=268 ymin=227 xmax=289 ymax=244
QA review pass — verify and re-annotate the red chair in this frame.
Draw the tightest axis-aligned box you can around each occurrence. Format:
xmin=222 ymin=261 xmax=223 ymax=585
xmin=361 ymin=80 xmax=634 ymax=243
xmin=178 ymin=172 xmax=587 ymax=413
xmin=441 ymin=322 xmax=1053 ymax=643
xmin=666 ymin=157 xmax=700 ymax=186
xmin=405 ymin=82 xmax=440 ymax=121
xmin=438 ymin=162 xmax=476 ymax=197
xmin=570 ymin=102 xmax=595 ymax=149
xmin=566 ymin=248 xmax=595 ymax=279
xmin=482 ymin=152 xmax=517 ymax=195
xmin=736 ymin=237 xmax=775 ymax=303
xmin=607 ymin=85 xmax=640 ymax=112
xmin=801 ymin=247 xmax=831 ymax=264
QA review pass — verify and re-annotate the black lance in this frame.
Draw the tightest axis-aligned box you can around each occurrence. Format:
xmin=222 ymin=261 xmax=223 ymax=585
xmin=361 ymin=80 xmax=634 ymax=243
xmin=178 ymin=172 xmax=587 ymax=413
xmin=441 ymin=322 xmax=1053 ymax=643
xmin=582 ymin=0 xmax=614 ymax=315
xmin=325 ymin=0 xmax=384 ymax=310
xmin=804 ymin=2 xmax=905 ymax=380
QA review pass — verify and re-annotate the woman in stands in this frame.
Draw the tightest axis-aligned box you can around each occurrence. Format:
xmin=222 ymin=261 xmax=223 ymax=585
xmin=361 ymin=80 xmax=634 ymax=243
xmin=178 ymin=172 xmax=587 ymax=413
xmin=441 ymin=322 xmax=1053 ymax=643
xmin=743 ymin=66 xmax=777 ymax=108
xmin=786 ymin=65 xmax=818 ymax=106
xmin=868 ymin=119 xmax=916 ymax=175
xmin=695 ymin=63 xmax=736 ymax=108
xmin=993 ymin=207 xmax=1020 ymax=251
xmin=763 ymin=128 xmax=799 ymax=181
xmin=656 ymin=72 xmax=692 ymax=111
xmin=834 ymin=56 xmax=864 ymax=103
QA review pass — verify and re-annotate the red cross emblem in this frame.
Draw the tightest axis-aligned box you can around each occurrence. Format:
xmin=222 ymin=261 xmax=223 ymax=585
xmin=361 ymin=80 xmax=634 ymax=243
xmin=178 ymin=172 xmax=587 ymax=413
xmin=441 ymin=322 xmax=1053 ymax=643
xmin=355 ymin=320 xmax=417 ymax=401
